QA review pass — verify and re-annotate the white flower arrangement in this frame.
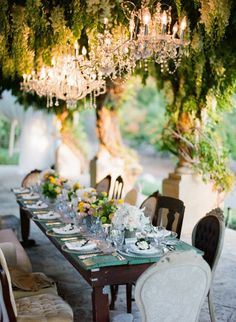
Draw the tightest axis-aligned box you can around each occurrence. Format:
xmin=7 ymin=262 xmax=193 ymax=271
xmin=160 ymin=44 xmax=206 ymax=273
xmin=111 ymin=203 xmax=150 ymax=231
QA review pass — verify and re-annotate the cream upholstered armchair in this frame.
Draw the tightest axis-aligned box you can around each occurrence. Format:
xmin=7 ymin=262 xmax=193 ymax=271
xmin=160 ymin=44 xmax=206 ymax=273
xmin=0 ymin=238 xmax=58 ymax=300
xmin=113 ymin=251 xmax=211 ymax=322
xmin=0 ymin=247 xmax=73 ymax=322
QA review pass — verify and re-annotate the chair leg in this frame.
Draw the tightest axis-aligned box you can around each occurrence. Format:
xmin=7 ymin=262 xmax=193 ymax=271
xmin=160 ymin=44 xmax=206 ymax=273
xmin=126 ymin=283 xmax=132 ymax=313
xmin=110 ymin=285 xmax=119 ymax=310
xmin=208 ymin=289 xmax=216 ymax=322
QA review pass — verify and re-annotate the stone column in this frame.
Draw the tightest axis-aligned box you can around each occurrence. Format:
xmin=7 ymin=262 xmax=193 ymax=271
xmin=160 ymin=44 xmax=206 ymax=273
xmin=162 ymin=164 xmax=224 ymax=240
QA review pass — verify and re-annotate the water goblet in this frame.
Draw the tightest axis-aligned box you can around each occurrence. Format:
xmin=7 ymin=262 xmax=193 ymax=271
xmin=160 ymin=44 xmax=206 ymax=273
xmin=109 ymin=229 xmax=125 ymax=250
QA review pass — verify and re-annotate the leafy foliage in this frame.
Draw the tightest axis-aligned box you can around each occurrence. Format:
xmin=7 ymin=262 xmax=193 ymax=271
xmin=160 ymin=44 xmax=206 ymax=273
xmin=0 ymin=0 xmax=236 ymax=191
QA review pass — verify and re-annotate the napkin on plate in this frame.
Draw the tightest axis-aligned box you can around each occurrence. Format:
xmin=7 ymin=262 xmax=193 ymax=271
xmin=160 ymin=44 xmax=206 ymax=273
xmin=129 ymin=244 xmax=159 ymax=255
xmin=12 ymin=187 xmax=30 ymax=194
xmin=26 ymin=201 xmax=48 ymax=209
xmin=37 ymin=211 xmax=61 ymax=220
xmin=65 ymin=240 xmax=97 ymax=251
xmin=52 ymin=224 xmax=80 ymax=235
xmin=22 ymin=193 xmax=40 ymax=200
xmin=148 ymin=229 xmax=171 ymax=239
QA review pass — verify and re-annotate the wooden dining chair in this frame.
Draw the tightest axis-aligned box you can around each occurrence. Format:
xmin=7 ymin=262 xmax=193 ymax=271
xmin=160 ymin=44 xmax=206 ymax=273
xmin=21 ymin=169 xmax=42 ymax=188
xmin=111 ymin=175 xmax=124 ymax=200
xmin=95 ymin=174 xmax=111 ymax=195
xmin=153 ymin=195 xmax=185 ymax=239
xmin=192 ymin=208 xmax=225 ymax=322
xmin=124 ymin=184 xmax=141 ymax=206
xmin=0 ymin=247 xmax=74 ymax=322
xmin=140 ymin=190 xmax=159 ymax=221
xmin=125 ymin=194 xmax=185 ymax=313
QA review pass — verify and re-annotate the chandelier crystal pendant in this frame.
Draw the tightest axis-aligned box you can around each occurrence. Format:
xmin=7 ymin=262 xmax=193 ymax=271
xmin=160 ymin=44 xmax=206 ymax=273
xmin=21 ymin=43 xmax=106 ymax=109
xmin=88 ymin=18 xmax=136 ymax=81
xmin=123 ymin=0 xmax=189 ymax=73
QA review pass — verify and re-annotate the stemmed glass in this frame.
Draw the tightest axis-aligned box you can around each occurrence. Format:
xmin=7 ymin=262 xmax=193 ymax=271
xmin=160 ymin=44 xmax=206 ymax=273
xmin=108 ymin=229 xmax=125 ymax=250
xmin=153 ymin=226 xmax=165 ymax=249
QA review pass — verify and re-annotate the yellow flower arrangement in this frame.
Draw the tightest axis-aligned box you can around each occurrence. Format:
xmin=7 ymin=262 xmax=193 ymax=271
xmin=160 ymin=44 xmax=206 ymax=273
xmin=41 ymin=172 xmax=66 ymax=200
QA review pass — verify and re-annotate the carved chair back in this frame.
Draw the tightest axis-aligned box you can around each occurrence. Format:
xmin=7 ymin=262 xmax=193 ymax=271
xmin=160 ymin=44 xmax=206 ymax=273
xmin=140 ymin=191 xmax=159 ymax=221
xmin=153 ymin=196 xmax=185 ymax=238
xmin=112 ymin=176 xmax=124 ymax=200
xmin=21 ymin=169 xmax=42 ymax=188
xmin=95 ymin=175 xmax=111 ymax=195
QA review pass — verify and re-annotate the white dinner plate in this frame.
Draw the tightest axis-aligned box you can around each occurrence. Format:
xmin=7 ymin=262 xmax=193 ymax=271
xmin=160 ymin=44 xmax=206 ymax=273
xmin=129 ymin=244 xmax=161 ymax=256
xmin=62 ymin=240 xmax=97 ymax=253
xmin=21 ymin=193 xmax=40 ymax=200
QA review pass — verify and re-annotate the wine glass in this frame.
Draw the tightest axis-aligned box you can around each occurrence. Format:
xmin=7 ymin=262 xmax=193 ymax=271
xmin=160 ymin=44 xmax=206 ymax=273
xmin=109 ymin=229 xmax=124 ymax=250
xmin=153 ymin=226 xmax=165 ymax=249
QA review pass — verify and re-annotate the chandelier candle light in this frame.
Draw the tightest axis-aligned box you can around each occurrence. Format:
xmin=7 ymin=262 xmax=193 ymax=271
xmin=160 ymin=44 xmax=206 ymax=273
xmin=21 ymin=43 xmax=106 ymax=109
xmin=123 ymin=0 xmax=189 ymax=73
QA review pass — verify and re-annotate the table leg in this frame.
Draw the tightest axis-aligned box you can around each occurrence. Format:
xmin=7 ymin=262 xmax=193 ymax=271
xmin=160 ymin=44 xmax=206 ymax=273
xmin=92 ymin=286 xmax=110 ymax=322
xmin=20 ymin=207 xmax=35 ymax=247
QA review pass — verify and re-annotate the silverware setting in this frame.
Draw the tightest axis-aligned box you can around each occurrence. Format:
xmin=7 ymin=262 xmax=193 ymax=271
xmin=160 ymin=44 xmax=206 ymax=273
xmin=45 ymin=222 xmax=63 ymax=226
xmin=60 ymin=237 xmax=79 ymax=241
xmin=78 ymin=251 xmax=126 ymax=261
xmin=80 ymin=239 xmax=89 ymax=247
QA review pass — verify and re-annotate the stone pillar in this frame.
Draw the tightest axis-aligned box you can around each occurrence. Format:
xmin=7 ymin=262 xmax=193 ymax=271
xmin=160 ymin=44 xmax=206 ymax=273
xmin=162 ymin=166 xmax=224 ymax=240
xmin=90 ymin=147 xmax=142 ymax=197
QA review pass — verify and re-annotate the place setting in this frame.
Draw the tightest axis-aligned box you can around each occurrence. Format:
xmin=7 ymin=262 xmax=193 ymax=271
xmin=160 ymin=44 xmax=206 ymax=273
xmin=46 ymin=223 xmax=81 ymax=237
xmin=24 ymin=200 xmax=49 ymax=210
xmin=32 ymin=210 xmax=61 ymax=222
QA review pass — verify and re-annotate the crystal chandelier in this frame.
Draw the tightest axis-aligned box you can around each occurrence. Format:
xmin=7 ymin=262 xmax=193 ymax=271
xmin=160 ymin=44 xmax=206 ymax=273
xmin=21 ymin=43 xmax=106 ymax=109
xmin=124 ymin=0 xmax=188 ymax=73
xmin=88 ymin=19 xmax=136 ymax=81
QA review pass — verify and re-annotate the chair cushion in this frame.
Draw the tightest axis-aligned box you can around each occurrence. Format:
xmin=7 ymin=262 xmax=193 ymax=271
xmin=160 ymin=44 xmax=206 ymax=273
xmin=13 ymin=282 xmax=58 ymax=299
xmin=16 ymin=293 xmax=73 ymax=322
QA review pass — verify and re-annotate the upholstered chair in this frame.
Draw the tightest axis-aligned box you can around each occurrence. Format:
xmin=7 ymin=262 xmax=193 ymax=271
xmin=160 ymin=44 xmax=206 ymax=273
xmin=113 ymin=251 xmax=211 ymax=322
xmin=0 ymin=247 xmax=73 ymax=322
xmin=0 ymin=239 xmax=57 ymax=299
xmin=192 ymin=208 xmax=225 ymax=322
xmin=125 ymin=193 xmax=185 ymax=313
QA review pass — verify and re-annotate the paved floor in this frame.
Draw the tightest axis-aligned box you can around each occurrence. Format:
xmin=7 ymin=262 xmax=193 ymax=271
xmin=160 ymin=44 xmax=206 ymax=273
xmin=1 ymin=163 xmax=236 ymax=321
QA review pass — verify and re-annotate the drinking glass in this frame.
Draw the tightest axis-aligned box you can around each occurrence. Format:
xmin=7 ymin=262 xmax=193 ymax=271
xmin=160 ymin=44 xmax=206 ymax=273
xmin=153 ymin=226 xmax=165 ymax=249
xmin=109 ymin=229 xmax=124 ymax=250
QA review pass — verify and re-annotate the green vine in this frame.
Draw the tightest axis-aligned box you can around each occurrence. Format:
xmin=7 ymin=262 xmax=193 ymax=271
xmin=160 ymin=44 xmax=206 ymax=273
xmin=0 ymin=0 xmax=236 ymax=192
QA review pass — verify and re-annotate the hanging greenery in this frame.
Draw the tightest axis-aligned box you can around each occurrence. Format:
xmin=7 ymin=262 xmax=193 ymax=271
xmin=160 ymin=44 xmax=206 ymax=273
xmin=0 ymin=0 xmax=236 ymax=191
xmin=150 ymin=0 xmax=236 ymax=192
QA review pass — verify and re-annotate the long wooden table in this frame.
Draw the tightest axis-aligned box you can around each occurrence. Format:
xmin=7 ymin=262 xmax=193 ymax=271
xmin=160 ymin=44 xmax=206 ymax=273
xmin=16 ymin=197 xmax=201 ymax=322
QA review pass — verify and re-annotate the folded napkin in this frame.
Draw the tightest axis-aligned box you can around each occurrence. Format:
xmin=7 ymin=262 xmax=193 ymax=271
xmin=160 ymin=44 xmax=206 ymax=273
xmin=27 ymin=201 xmax=48 ymax=209
xmin=37 ymin=211 xmax=61 ymax=220
xmin=12 ymin=187 xmax=30 ymax=194
xmin=9 ymin=268 xmax=55 ymax=291
xmin=65 ymin=240 xmax=97 ymax=251
xmin=129 ymin=244 xmax=159 ymax=255
xmin=52 ymin=224 xmax=80 ymax=235
xmin=148 ymin=229 xmax=171 ymax=239
xmin=22 ymin=193 xmax=40 ymax=200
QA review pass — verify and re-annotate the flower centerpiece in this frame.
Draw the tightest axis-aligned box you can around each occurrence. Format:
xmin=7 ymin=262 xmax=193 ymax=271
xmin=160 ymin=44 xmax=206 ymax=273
xmin=77 ymin=191 xmax=123 ymax=224
xmin=67 ymin=182 xmax=82 ymax=201
xmin=111 ymin=203 xmax=149 ymax=233
xmin=41 ymin=170 xmax=67 ymax=200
